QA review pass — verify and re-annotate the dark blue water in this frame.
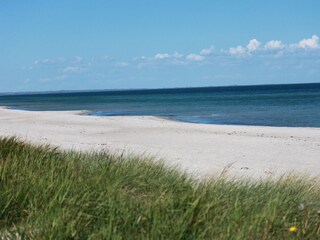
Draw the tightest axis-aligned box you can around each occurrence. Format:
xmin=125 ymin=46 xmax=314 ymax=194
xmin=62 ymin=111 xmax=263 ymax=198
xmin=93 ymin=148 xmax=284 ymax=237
xmin=1 ymin=83 xmax=320 ymax=127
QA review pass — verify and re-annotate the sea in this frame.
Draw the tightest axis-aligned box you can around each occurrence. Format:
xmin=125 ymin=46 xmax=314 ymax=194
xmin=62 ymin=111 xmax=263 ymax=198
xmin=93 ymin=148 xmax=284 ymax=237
xmin=1 ymin=83 xmax=320 ymax=128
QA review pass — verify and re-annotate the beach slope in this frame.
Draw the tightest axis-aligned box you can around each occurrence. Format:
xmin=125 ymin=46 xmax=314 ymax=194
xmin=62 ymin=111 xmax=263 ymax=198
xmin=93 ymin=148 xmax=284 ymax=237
xmin=0 ymin=108 xmax=319 ymax=178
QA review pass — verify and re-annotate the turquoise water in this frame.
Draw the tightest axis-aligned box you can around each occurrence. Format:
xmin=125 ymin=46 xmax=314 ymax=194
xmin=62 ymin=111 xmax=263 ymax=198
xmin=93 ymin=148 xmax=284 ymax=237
xmin=1 ymin=83 xmax=320 ymax=127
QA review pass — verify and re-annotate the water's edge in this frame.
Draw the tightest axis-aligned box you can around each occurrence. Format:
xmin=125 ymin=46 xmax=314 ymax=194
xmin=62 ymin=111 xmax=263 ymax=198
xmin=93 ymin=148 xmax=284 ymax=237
xmin=1 ymin=83 xmax=320 ymax=128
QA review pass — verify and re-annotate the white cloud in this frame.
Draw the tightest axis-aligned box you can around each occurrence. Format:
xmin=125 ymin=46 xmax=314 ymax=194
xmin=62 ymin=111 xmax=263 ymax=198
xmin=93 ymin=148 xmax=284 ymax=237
xmin=171 ymin=52 xmax=183 ymax=58
xmin=264 ymin=40 xmax=285 ymax=50
xmin=200 ymin=46 xmax=214 ymax=55
xmin=229 ymin=45 xmax=246 ymax=56
xmin=34 ymin=59 xmax=52 ymax=65
xmin=33 ymin=57 xmax=66 ymax=66
xmin=154 ymin=52 xmax=183 ymax=60
xmin=229 ymin=39 xmax=260 ymax=56
xmin=154 ymin=53 xmax=170 ymax=59
xmin=298 ymin=35 xmax=319 ymax=49
xmin=115 ymin=62 xmax=129 ymax=67
xmin=247 ymin=39 xmax=261 ymax=52
xmin=186 ymin=54 xmax=204 ymax=61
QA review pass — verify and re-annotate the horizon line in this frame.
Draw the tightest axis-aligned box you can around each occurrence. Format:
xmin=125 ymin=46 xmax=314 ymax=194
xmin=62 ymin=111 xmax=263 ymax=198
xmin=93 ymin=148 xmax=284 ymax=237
xmin=1 ymin=81 xmax=319 ymax=96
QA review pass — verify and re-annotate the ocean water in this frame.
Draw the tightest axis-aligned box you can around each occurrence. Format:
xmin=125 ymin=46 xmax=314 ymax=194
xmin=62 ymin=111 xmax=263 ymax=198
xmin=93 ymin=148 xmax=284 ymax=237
xmin=1 ymin=83 xmax=320 ymax=127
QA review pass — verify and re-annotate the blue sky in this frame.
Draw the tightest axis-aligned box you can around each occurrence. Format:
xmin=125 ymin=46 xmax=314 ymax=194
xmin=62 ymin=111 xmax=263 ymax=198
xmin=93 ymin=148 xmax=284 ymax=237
xmin=1 ymin=1 xmax=320 ymax=92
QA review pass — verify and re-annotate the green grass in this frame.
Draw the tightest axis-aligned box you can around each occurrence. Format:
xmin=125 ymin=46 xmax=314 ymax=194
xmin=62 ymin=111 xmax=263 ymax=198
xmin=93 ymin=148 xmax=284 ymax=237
xmin=0 ymin=137 xmax=320 ymax=239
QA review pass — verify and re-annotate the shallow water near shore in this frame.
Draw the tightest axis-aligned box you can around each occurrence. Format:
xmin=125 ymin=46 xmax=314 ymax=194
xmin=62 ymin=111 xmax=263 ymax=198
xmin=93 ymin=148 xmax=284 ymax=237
xmin=1 ymin=83 xmax=320 ymax=127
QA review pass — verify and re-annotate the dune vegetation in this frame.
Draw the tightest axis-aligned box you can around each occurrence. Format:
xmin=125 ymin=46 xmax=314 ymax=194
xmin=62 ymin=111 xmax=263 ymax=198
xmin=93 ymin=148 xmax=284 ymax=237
xmin=0 ymin=137 xmax=320 ymax=239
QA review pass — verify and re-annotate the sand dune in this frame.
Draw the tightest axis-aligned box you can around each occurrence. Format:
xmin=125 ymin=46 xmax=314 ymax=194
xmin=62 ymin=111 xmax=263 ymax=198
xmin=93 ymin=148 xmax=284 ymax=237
xmin=1 ymin=108 xmax=320 ymax=179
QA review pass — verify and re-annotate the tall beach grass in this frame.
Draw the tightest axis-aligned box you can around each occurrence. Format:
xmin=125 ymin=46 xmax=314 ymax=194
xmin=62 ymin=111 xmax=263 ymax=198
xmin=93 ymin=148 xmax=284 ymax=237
xmin=0 ymin=137 xmax=320 ymax=239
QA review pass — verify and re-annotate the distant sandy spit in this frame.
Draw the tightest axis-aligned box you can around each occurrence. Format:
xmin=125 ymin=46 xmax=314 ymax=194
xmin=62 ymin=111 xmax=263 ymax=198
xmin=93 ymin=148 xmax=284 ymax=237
xmin=0 ymin=108 xmax=320 ymax=179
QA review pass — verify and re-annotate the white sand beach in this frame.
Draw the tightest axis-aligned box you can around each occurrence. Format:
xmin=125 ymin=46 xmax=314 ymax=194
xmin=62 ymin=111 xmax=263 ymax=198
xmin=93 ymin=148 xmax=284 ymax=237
xmin=0 ymin=107 xmax=320 ymax=179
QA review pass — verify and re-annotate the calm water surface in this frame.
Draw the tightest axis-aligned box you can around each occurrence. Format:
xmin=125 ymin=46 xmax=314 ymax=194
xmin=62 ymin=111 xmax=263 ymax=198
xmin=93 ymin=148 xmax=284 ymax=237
xmin=1 ymin=83 xmax=320 ymax=127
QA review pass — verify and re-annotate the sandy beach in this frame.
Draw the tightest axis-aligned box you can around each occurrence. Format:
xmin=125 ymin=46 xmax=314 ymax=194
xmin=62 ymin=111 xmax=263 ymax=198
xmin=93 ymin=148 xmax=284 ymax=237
xmin=0 ymin=107 xmax=320 ymax=179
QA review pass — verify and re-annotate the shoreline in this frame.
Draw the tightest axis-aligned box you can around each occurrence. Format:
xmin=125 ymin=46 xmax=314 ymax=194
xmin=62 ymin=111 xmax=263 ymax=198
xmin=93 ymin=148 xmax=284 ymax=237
xmin=2 ymin=105 xmax=320 ymax=129
xmin=1 ymin=107 xmax=320 ymax=179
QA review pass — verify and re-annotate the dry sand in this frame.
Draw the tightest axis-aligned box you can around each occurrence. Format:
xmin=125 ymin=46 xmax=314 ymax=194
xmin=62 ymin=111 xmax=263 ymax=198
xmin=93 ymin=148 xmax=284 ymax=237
xmin=1 ymin=108 xmax=320 ymax=179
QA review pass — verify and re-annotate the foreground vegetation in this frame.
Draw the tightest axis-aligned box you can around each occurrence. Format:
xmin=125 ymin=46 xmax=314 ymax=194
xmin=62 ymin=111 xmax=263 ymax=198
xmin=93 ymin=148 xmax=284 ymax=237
xmin=0 ymin=137 xmax=320 ymax=239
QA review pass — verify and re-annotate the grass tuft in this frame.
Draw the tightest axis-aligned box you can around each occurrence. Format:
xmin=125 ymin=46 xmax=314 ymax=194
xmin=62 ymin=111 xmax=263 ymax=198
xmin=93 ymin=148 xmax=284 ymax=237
xmin=0 ymin=137 xmax=320 ymax=239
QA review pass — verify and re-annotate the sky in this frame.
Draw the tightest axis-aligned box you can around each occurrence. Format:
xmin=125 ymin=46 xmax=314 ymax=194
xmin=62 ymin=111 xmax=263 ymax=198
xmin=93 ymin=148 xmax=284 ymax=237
xmin=1 ymin=1 xmax=320 ymax=92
